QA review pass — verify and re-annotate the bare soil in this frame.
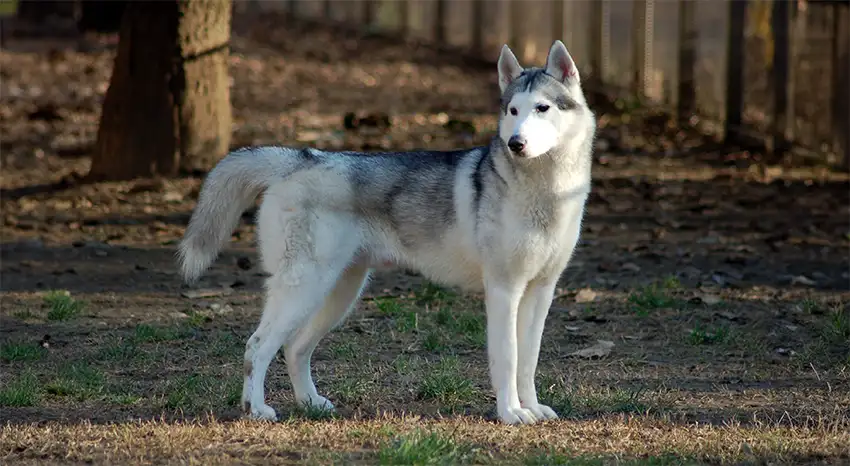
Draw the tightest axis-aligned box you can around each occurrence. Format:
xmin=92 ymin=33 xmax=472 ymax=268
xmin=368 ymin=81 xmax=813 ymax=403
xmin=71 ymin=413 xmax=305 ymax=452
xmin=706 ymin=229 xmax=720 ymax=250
xmin=1 ymin=10 xmax=848 ymax=465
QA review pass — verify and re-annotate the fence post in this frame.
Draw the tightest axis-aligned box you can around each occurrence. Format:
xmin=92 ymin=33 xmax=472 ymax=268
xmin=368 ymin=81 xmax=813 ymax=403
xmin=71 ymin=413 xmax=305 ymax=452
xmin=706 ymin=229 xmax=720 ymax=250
xmin=833 ymin=4 xmax=850 ymax=168
xmin=551 ymin=0 xmax=565 ymax=43
xmin=363 ymin=0 xmax=375 ymax=27
xmin=771 ymin=0 xmax=793 ymax=157
xmin=434 ymin=0 xmax=446 ymax=45
xmin=676 ymin=0 xmax=696 ymax=125
xmin=724 ymin=0 xmax=747 ymax=145
xmin=509 ymin=0 xmax=528 ymax=61
xmin=589 ymin=0 xmax=610 ymax=96
xmin=471 ymin=0 xmax=485 ymax=55
xmin=398 ymin=0 xmax=408 ymax=36
xmin=631 ymin=0 xmax=654 ymax=100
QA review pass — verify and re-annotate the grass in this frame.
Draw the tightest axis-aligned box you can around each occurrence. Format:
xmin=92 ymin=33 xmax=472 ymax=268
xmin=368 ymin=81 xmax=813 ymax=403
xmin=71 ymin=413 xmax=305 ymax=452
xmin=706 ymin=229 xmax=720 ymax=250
xmin=537 ymin=375 xmax=650 ymax=418
xmin=44 ymin=290 xmax=85 ymax=321
xmin=688 ymin=324 xmax=731 ymax=346
xmin=132 ymin=323 xmax=185 ymax=343
xmin=164 ymin=373 xmax=240 ymax=413
xmin=627 ymin=277 xmax=684 ymax=316
xmin=0 ymin=371 xmax=40 ymax=407
xmin=44 ymin=363 xmax=106 ymax=400
xmin=418 ymin=357 xmax=478 ymax=407
xmin=0 ymin=341 xmax=44 ymax=362
xmin=523 ymin=451 xmax=696 ymax=466
xmin=2 ymin=284 xmax=848 ymax=464
xmin=378 ymin=430 xmax=477 ymax=465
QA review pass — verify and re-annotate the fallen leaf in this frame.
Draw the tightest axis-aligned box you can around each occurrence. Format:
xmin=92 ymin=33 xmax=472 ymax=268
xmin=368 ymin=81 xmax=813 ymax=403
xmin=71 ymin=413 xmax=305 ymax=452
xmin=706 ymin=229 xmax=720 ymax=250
xmin=569 ymin=340 xmax=614 ymax=359
xmin=790 ymin=275 xmax=816 ymax=286
xmin=575 ymin=288 xmax=597 ymax=303
xmin=181 ymin=287 xmax=234 ymax=299
xmin=697 ymin=293 xmax=722 ymax=306
xmin=620 ymin=262 xmax=641 ymax=272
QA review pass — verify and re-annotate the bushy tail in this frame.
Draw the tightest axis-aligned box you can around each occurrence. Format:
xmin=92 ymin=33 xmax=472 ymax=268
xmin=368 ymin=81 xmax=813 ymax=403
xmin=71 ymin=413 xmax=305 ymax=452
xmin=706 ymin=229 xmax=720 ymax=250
xmin=177 ymin=147 xmax=295 ymax=283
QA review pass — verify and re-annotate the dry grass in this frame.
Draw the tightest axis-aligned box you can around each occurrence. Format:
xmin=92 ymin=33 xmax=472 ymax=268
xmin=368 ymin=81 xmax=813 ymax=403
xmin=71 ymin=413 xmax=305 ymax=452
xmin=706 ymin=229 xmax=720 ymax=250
xmin=2 ymin=415 xmax=848 ymax=465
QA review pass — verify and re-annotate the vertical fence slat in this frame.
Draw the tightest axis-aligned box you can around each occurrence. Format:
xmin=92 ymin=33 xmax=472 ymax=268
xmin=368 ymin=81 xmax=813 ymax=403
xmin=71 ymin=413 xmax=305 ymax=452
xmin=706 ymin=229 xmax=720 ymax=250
xmin=676 ymin=0 xmax=696 ymax=125
xmin=724 ymin=0 xmax=747 ymax=144
xmin=833 ymin=4 xmax=850 ymax=167
xmin=434 ymin=0 xmax=446 ymax=45
xmin=363 ymin=0 xmax=376 ymax=27
xmin=771 ymin=0 xmax=792 ymax=156
xmin=509 ymin=0 xmax=527 ymax=60
xmin=398 ymin=0 xmax=409 ymax=36
xmin=631 ymin=0 xmax=654 ymax=99
xmin=551 ymin=0 xmax=565 ymax=43
xmin=589 ymin=0 xmax=610 ymax=93
xmin=471 ymin=0 xmax=484 ymax=55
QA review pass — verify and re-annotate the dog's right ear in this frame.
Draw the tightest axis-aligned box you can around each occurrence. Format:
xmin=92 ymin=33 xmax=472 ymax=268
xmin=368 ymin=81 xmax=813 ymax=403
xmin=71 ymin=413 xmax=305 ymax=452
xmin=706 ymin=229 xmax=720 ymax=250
xmin=498 ymin=45 xmax=523 ymax=93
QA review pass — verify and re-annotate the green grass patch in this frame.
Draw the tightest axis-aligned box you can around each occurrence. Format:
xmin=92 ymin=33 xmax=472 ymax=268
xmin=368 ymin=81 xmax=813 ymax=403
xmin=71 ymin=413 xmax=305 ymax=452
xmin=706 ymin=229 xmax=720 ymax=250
xmin=418 ymin=357 xmax=477 ymax=407
xmin=0 ymin=371 xmax=41 ymax=407
xmin=422 ymin=331 xmax=447 ymax=352
xmin=378 ymin=430 xmax=477 ymax=465
xmin=132 ymin=323 xmax=185 ymax=343
xmin=0 ymin=341 xmax=45 ymax=362
xmin=376 ymin=297 xmax=406 ymax=317
xmin=331 ymin=376 xmax=373 ymax=404
xmin=628 ymin=278 xmax=683 ymax=316
xmin=431 ymin=306 xmax=486 ymax=349
xmin=11 ymin=309 xmax=37 ymax=320
xmin=164 ymin=372 xmax=240 ymax=412
xmin=44 ymin=290 xmax=85 ymax=321
xmin=414 ymin=283 xmax=457 ymax=307
xmin=688 ymin=324 xmax=731 ymax=346
xmin=45 ymin=363 xmax=106 ymax=400
xmin=825 ymin=306 xmax=850 ymax=342
xmin=538 ymin=374 xmax=649 ymax=418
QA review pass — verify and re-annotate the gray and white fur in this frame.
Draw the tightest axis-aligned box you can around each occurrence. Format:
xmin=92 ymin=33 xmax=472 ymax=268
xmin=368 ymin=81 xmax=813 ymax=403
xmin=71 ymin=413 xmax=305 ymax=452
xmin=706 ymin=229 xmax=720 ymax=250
xmin=178 ymin=40 xmax=596 ymax=425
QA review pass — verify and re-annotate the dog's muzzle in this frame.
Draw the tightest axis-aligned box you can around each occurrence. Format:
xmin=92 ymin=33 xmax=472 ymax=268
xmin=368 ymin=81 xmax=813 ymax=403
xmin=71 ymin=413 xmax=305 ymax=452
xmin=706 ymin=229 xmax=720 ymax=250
xmin=507 ymin=135 xmax=526 ymax=154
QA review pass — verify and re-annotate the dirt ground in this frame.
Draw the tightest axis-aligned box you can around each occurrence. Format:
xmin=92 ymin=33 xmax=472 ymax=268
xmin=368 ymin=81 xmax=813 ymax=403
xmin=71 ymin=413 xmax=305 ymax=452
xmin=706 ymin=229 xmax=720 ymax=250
xmin=1 ymin=10 xmax=849 ymax=465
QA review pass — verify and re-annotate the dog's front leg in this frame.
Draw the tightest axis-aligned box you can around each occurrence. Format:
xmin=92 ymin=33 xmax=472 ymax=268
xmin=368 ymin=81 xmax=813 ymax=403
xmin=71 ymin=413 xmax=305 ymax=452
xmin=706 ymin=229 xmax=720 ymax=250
xmin=516 ymin=278 xmax=560 ymax=420
xmin=485 ymin=278 xmax=538 ymax=425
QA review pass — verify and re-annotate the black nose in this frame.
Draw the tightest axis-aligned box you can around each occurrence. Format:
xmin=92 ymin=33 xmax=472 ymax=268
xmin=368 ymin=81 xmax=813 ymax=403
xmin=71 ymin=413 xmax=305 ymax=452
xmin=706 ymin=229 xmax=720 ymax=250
xmin=508 ymin=136 xmax=526 ymax=153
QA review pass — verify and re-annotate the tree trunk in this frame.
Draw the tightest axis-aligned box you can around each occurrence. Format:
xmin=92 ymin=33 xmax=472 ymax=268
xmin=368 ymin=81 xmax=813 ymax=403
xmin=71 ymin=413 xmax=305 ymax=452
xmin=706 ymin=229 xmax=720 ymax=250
xmin=88 ymin=0 xmax=232 ymax=181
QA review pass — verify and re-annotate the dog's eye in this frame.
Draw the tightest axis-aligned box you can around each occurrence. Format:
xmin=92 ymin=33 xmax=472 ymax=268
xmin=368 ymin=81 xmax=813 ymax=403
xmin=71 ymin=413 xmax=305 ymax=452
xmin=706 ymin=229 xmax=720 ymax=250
xmin=509 ymin=107 xmax=518 ymax=116
xmin=536 ymin=104 xmax=550 ymax=113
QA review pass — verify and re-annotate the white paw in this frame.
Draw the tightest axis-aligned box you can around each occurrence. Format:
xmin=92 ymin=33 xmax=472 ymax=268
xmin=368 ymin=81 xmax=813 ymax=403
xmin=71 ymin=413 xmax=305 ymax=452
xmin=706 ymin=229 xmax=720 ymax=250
xmin=498 ymin=405 xmax=538 ymax=425
xmin=298 ymin=395 xmax=335 ymax=412
xmin=522 ymin=402 xmax=559 ymax=421
xmin=245 ymin=402 xmax=278 ymax=421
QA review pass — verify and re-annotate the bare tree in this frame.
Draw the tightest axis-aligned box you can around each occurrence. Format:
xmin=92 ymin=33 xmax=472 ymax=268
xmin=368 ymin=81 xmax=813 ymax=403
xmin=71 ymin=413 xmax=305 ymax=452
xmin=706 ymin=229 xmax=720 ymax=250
xmin=88 ymin=0 xmax=232 ymax=181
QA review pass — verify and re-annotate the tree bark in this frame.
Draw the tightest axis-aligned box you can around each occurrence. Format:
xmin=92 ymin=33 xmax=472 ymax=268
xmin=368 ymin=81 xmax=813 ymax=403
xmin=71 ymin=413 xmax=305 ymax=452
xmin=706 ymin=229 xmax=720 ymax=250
xmin=88 ymin=0 xmax=232 ymax=181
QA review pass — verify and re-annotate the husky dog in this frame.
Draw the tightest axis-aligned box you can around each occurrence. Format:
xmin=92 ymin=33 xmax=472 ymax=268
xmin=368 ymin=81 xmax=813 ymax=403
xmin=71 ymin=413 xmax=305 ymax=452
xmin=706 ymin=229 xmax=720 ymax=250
xmin=178 ymin=40 xmax=596 ymax=425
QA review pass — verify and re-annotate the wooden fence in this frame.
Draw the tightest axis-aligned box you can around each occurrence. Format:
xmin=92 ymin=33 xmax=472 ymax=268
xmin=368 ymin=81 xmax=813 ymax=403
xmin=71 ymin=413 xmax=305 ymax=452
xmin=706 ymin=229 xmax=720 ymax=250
xmin=257 ymin=0 xmax=849 ymax=165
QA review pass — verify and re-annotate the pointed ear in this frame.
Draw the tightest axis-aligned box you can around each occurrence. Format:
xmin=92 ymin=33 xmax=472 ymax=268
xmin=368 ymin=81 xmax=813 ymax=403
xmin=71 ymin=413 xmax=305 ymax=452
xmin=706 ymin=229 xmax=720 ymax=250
xmin=545 ymin=40 xmax=579 ymax=84
xmin=498 ymin=44 xmax=523 ymax=93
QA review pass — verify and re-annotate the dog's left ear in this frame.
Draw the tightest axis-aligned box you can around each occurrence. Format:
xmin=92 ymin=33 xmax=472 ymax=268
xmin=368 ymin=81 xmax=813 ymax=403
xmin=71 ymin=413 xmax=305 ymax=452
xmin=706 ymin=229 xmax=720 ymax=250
xmin=545 ymin=40 xmax=579 ymax=84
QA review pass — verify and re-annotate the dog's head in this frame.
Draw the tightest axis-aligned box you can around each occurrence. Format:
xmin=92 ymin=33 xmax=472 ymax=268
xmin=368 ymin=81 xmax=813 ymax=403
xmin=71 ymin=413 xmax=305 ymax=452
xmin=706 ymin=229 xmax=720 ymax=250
xmin=497 ymin=41 xmax=592 ymax=159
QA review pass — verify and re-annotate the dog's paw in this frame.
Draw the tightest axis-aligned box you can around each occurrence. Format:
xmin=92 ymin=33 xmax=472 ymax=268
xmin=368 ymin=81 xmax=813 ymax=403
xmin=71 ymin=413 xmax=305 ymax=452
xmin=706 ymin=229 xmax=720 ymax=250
xmin=522 ymin=402 xmax=559 ymax=421
xmin=245 ymin=403 xmax=278 ymax=421
xmin=498 ymin=406 xmax=538 ymax=425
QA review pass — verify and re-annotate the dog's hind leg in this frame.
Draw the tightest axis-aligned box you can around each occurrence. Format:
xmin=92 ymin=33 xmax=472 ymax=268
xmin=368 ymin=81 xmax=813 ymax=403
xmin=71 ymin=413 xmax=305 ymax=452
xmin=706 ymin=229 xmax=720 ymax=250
xmin=241 ymin=247 xmax=358 ymax=421
xmin=284 ymin=261 xmax=371 ymax=412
